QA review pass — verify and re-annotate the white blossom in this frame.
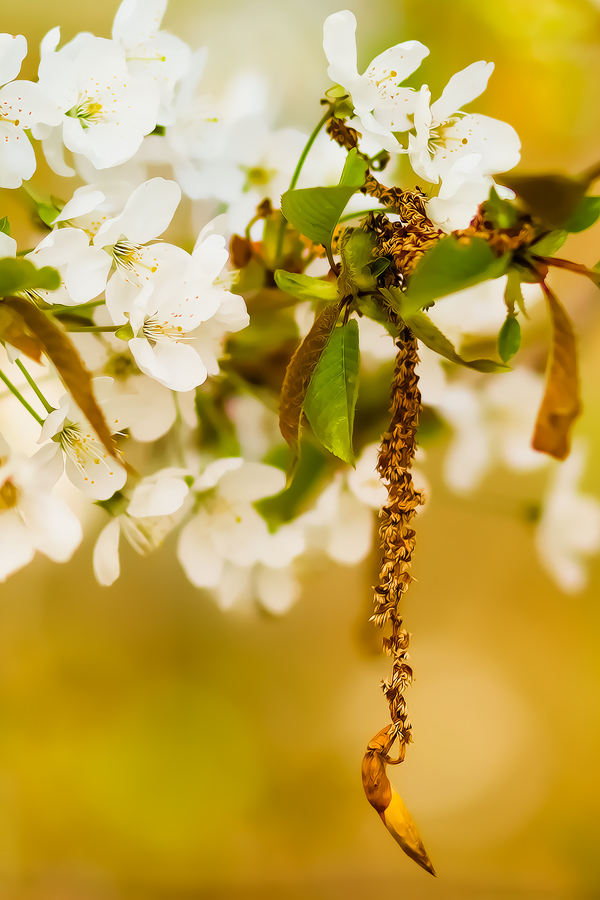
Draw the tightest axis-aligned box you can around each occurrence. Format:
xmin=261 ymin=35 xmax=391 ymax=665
xmin=38 ymin=377 xmax=129 ymax=500
xmin=323 ymin=10 xmax=429 ymax=152
xmin=112 ymin=0 xmax=191 ymax=126
xmin=93 ymin=467 xmax=190 ymax=586
xmin=0 ymin=33 xmax=60 ymax=188
xmin=35 ymin=30 xmax=160 ymax=172
xmin=0 ymin=434 xmax=82 ymax=581
xmin=535 ymin=445 xmax=600 ymax=593
xmin=177 ymin=458 xmax=304 ymax=612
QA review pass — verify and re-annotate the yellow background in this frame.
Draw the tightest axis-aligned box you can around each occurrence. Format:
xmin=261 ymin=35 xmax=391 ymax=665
xmin=2 ymin=1 xmax=600 ymax=897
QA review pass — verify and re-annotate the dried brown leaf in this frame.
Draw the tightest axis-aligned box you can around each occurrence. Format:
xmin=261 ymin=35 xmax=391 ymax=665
xmin=4 ymin=297 xmax=120 ymax=462
xmin=532 ymin=285 xmax=581 ymax=460
xmin=0 ymin=304 xmax=43 ymax=362
xmin=278 ymin=298 xmax=343 ymax=451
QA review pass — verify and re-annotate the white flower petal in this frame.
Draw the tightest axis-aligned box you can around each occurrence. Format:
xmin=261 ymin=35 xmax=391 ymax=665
xmin=0 ymin=513 xmax=34 ymax=581
xmin=323 ymin=10 xmax=359 ymax=89
xmin=177 ymin=512 xmax=223 ymax=588
xmin=0 ymin=34 xmax=27 ymax=85
xmin=217 ymin=462 xmax=285 ymax=504
xmin=19 ymin=492 xmax=82 ymax=562
xmin=93 ymin=518 xmax=121 ymax=586
xmin=129 ymin=337 xmax=208 ymax=392
xmin=128 ymin=475 xmax=188 ymax=518
xmin=430 ymin=61 xmax=494 ymax=124
xmin=255 ymin=564 xmax=300 ymax=615
xmin=95 ymin=177 xmax=181 ymax=246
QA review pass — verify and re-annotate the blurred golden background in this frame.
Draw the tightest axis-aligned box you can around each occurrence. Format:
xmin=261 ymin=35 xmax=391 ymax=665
xmin=2 ymin=0 xmax=600 ymax=897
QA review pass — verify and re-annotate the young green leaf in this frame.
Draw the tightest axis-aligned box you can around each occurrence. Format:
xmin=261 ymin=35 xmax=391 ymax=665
xmin=562 ymin=196 xmax=600 ymax=233
xmin=529 ymin=231 xmax=568 ymax=257
xmin=304 ymin=318 xmax=360 ymax=464
xmin=255 ymin=441 xmax=329 ymax=528
xmin=0 ymin=217 xmax=10 ymax=236
xmin=339 ymin=147 xmax=368 ymax=188
xmin=482 ymin=187 xmax=518 ymax=229
xmin=3 ymin=297 xmax=122 ymax=464
xmin=532 ymin=285 xmax=581 ymax=460
xmin=280 ymin=186 xmax=357 ymax=248
xmin=403 ymin=235 xmax=509 ymax=312
xmin=0 ymin=257 xmax=60 ymax=296
xmin=280 ymin=148 xmax=367 ymax=250
xmin=274 ymin=270 xmax=338 ymax=303
xmin=497 ymin=315 xmax=521 ymax=362
xmin=279 ymin=299 xmax=343 ymax=453
xmin=382 ymin=287 xmax=509 ymax=373
xmin=338 ymin=228 xmax=380 ymax=297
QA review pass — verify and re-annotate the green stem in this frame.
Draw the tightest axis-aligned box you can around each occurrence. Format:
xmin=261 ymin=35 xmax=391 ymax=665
xmin=0 ymin=368 xmax=44 ymax=425
xmin=14 ymin=359 xmax=55 ymax=413
xmin=49 ymin=299 xmax=106 ymax=316
xmin=275 ymin=106 xmax=333 ymax=266
xmin=64 ymin=325 xmax=119 ymax=333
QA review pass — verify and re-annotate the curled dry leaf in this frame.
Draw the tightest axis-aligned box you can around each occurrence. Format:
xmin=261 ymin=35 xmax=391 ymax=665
xmin=362 ymin=726 xmax=436 ymax=876
xmin=532 ymin=284 xmax=581 ymax=460
xmin=278 ymin=298 xmax=343 ymax=453
xmin=0 ymin=304 xmax=43 ymax=363
xmin=3 ymin=297 xmax=121 ymax=464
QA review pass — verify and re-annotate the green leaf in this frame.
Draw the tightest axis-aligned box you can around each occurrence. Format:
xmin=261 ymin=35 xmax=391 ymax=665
xmin=403 ymin=235 xmax=510 ymax=312
xmin=495 ymin=171 xmax=589 ymax=229
xmin=2 ymin=297 xmax=123 ymax=465
xmin=280 ymin=148 xmax=367 ymax=250
xmin=529 ymin=231 xmax=568 ymax=257
xmin=274 ymin=270 xmax=338 ymax=303
xmin=304 ymin=318 xmax=360 ymax=464
xmin=0 ymin=257 xmax=60 ymax=296
xmin=482 ymin=187 xmax=518 ymax=229
xmin=339 ymin=148 xmax=367 ymax=188
xmin=532 ymin=286 xmax=581 ymax=460
xmin=383 ymin=287 xmax=509 ymax=373
xmin=281 ymin=186 xmax=357 ymax=248
xmin=338 ymin=228 xmax=380 ymax=297
xmin=498 ymin=315 xmax=521 ymax=362
xmin=563 ymin=196 xmax=600 ymax=233
xmin=0 ymin=217 xmax=10 ymax=236
xmin=278 ymin=299 xmax=343 ymax=453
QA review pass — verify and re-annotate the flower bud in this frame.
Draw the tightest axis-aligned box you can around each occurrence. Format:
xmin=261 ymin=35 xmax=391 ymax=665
xmin=362 ymin=726 xmax=436 ymax=876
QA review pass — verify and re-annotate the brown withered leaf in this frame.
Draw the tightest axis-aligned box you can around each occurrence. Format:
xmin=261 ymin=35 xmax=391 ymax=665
xmin=362 ymin=726 xmax=436 ymax=876
xmin=3 ymin=297 xmax=120 ymax=462
xmin=229 ymin=234 xmax=253 ymax=269
xmin=0 ymin=304 xmax=43 ymax=362
xmin=532 ymin=285 xmax=581 ymax=460
xmin=278 ymin=298 xmax=343 ymax=452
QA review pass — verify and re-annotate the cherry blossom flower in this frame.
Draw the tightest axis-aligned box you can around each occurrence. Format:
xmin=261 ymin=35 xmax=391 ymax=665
xmin=0 ymin=434 xmax=82 ymax=581
xmin=112 ymin=0 xmax=191 ymax=126
xmin=177 ymin=458 xmax=304 ymax=612
xmin=35 ymin=29 xmax=160 ymax=172
xmin=407 ymin=63 xmax=520 ymax=228
xmin=37 ymin=377 xmax=129 ymax=500
xmin=93 ymin=468 xmax=190 ymax=586
xmin=535 ymin=445 xmax=600 ymax=593
xmin=323 ymin=10 xmax=429 ymax=152
xmin=0 ymin=33 xmax=60 ymax=188
xmin=25 ymin=227 xmax=109 ymax=306
xmin=105 ymin=226 xmax=246 ymax=392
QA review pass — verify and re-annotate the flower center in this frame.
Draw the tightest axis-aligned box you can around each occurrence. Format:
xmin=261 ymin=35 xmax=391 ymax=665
xmin=427 ymin=116 xmax=464 ymax=155
xmin=67 ymin=98 xmax=104 ymax=126
xmin=141 ymin=313 xmax=187 ymax=345
xmin=0 ymin=478 xmax=20 ymax=511
xmin=111 ymin=239 xmax=158 ymax=278
xmin=241 ymin=165 xmax=275 ymax=191
xmin=59 ymin=423 xmax=117 ymax=487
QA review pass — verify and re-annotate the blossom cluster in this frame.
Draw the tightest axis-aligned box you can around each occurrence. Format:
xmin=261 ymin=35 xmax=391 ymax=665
xmin=0 ymin=0 xmax=598 ymax=607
